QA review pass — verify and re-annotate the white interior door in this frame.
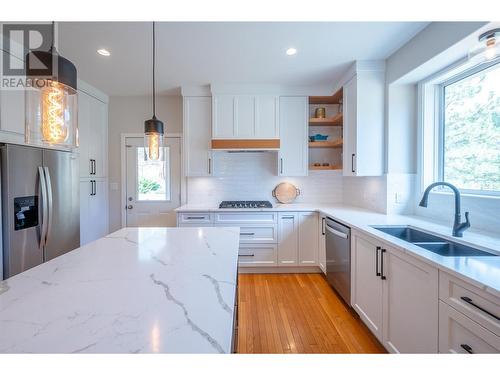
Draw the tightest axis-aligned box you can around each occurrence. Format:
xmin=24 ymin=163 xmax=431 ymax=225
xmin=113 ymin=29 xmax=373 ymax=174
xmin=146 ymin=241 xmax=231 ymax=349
xmin=125 ymin=136 xmax=181 ymax=227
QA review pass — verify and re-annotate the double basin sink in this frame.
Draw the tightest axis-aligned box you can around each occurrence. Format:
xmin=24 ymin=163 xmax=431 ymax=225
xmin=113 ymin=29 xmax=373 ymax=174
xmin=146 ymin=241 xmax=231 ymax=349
xmin=371 ymin=226 xmax=498 ymax=257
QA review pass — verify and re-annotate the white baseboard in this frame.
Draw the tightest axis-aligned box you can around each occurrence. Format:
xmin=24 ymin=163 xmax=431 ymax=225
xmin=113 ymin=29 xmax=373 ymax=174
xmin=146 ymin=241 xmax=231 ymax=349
xmin=238 ymin=266 xmax=323 ymax=274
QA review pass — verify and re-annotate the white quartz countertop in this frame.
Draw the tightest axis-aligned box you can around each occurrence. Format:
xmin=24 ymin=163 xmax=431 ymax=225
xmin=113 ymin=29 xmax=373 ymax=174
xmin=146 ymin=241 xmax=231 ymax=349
xmin=176 ymin=203 xmax=500 ymax=294
xmin=0 ymin=227 xmax=240 ymax=353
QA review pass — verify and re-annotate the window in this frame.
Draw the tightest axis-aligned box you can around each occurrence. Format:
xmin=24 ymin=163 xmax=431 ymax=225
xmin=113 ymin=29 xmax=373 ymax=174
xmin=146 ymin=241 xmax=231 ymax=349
xmin=439 ymin=62 xmax=500 ymax=193
xmin=136 ymin=147 xmax=171 ymax=201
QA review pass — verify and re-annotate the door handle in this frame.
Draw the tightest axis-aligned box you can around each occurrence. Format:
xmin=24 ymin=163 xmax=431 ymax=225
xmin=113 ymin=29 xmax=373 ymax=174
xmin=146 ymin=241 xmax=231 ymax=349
xmin=351 ymin=154 xmax=355 ymax=173
xmin=93 ymin=180 xmax=96 ymax=196
xmin=43 ymin=167 xmax=53 ymax=248
xmin=375 ymin=246 xmax=381 ymax=276
xmin=93 ymin=159 xmax=96 ymax=175
xmin=326 ymin=225 xmax=348 ymax=239
xmin=322 ymin=217 xmax=326 ymax=235
xmin=89 ymin=159 xmax=93 ymax=175
xmin=280 ymin=158 xmax=283 ymax=174
xmin=208 ymin=158 xmax=212 ymax=174
xmin=127 ymin=205 xmax=133 ymax=210
xmin=460 ymin=344 xmax=473 ymax=354
xmin=380 ymin=248 xmax=386 ymax=280
xmin=38 ymin=166 xmax=48 ymax=251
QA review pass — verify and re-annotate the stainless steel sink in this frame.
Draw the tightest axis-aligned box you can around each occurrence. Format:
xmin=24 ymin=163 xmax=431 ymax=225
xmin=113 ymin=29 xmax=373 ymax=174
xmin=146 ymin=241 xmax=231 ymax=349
xmin=371 ymin=225 xmax=497 ymax=257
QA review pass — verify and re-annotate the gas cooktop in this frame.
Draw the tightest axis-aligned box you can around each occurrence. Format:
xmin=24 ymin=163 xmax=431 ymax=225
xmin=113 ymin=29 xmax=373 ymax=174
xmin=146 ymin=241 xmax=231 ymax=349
xmin=219 ymin=200 xmax=273 ymax=209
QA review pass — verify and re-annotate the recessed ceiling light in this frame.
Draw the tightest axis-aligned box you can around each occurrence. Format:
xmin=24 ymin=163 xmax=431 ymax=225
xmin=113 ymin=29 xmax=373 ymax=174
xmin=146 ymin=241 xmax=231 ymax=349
xmin=97 ymin=48 xmax=111 ymax=57
xmin=286 ymin=47 xmax=297 ymax=56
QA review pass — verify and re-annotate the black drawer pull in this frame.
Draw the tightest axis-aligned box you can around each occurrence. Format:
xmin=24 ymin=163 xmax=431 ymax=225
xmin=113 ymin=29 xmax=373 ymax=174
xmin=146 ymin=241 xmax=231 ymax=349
xmin=380 ymin=248 xmax=386 ymax=280
xmin=186 ymin=216 xmax=206 ymax=220
xmin=240 ymin=232 xmax=255 ymax=236
xmin=238 ymin=254 xmax=255 ymax=257
xmin=375 ymin=246 xmax=381 ymax=276
xmin=460 ymin=344 xmax=473 ymax=354
xmin=460 ymin=296 xmax=500 ymax=321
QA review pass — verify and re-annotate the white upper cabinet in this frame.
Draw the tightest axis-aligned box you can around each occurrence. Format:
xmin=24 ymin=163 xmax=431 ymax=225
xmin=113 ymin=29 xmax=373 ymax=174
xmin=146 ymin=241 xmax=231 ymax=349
xmin=343 ymin=65 xmax=385 ymax=176
xmin=278 ymin=96 xmax=308 ymax=176
xmin=183 ymin=96 xmax=213 ymax=176
xmin=0 ymin=49 xmax=25 ymax=143
xmin=212 ymin=94 xmax=279 ymax=139
xmin=78 ymin=90 xmax=108 ymax=179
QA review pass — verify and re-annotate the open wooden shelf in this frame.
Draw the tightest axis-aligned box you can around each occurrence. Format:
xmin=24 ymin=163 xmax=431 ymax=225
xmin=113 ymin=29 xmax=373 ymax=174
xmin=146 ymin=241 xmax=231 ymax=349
xmin=309 ymin=165 xmax=342 ymax=171
xmin=309 ymin=87 xmax=343 ymax=105
xmin=309 ymin=113 xmax=343 ymax=126
xmin=308 ymin=139 xmax=343 ymax=149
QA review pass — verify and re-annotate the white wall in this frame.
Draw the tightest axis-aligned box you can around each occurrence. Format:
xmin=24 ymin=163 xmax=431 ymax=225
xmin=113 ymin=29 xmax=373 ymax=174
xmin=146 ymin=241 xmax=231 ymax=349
xmin=107 ymin=95 xmax=182 ymax=232
xmin=187 ymin=152 xmax=343 ymax=205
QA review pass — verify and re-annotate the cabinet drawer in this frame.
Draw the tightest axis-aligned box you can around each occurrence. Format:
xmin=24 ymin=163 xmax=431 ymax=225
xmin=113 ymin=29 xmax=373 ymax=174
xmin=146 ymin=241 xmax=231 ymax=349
xmin=178 ymin=212 xmax=213 ymax=224
xmin=439 ymin=301 xmax=500 ymax=353
xmin=439 ymin=271 xmax=500 ymax=336
xmin=215 ymin=224 xmax=277 ymax=243
xmin=215 ymin=212 xmax=277 ymax=224
xmin=238 ymin=244 xmax=278 ymax=267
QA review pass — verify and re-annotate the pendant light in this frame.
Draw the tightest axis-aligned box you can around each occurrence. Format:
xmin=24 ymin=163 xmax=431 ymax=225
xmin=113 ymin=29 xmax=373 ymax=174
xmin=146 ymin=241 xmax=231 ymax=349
xmin=468 ymin=28 xmax=500 ymax=64
xmin=25 ymin=21 xmax=78 ymax=149
xmin=144 ymin=21 xmax=164 ymax=162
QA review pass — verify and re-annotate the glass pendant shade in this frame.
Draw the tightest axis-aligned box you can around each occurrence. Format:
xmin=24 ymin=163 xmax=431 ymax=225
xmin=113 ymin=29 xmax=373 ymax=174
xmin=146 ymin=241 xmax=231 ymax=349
xmin=25 ymin=49 xmax=78 ymax=149
xmin=468 ymin=28 xmax=500 ymax=65
xmin=144 ymin=116 xmax=164 ymax=161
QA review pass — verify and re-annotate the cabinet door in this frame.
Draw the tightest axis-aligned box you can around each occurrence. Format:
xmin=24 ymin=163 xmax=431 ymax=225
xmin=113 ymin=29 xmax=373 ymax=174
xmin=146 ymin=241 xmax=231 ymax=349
xmin=234 ymin=95 xmax=254 ymax=138
xmin=212 ymin=95 xmax=235 ymax=138
xmin=79 ymin=180 xmax=91 ymax=245
xmin=318 ymin=215 xmax=327 ymax=274
xmin=78 ymin=91 xmax=92 ymax=177
xmin=88 ymin=179 xmax=109 ymax=241
xmin=277 ymin=213 xmax=298 ymax=266
xmin=0 ymin=50 xmax=25 ymax=142
xmin=183 ymin=97 xmax=212 ymax=176
xmin=298 ymin=212 xmax=318 ymax=265
xmin=382 ymin=245 xmax=438 ymax=353
xmin=279 ymin=96 xmax=308 ymax=176
xmin=342 ymin=76 xmax=357 ymax=177
xmin=351 ymin=233 xmax=383 ymax=340
xmin=89 ymin=97 xmax=107 ymax=178
xmin=256 ymin=95 xmax=279 ymax=138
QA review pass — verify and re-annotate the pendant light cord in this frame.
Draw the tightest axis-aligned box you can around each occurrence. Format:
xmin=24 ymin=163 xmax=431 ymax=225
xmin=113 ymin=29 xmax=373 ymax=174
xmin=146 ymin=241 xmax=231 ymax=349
xmin=152 ymin=21 xmax=156 ymax=117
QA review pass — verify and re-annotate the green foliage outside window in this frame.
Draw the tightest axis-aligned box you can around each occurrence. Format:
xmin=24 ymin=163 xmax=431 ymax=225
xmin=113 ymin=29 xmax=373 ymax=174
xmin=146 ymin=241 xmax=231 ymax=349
xmin=138 ymin=177 xmax=161 ymax=194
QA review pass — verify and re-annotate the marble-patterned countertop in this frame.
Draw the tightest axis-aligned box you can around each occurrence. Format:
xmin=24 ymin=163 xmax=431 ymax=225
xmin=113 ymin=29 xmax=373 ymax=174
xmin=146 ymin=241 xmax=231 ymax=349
xmin=0 ymin=227 xmax=240 ymax=353
xmin=176 ymin=203 xmax=500 ymax=295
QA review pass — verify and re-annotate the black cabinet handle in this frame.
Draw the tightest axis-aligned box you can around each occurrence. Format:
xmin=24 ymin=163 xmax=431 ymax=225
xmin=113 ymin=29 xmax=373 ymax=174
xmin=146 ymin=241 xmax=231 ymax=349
xmin=186 ymin=216 xmax=205 ymax=220
xmin=376 ymin=246 xmax=381 ymax=276
xmin=460 ymin=296 xmax=500 ymax=321
xmin=380 ymin=248 xmax=386 ymax=280
xmin=351 ymin=154 xmax=355 ymax=173
xmin=460 ymin=344 xmax=473 ymax=354
xmin=208 ymin=158 xmax=212 ymax=174
xmin=240 ymin=232 xmax=255 ymax=236
xmin=321 ymin=217 xmax=326 ymax=235
xmin=238 ymin=254 xmax=255 ymax=257
xmin=280 ymin=158 xmax=283 ymax=174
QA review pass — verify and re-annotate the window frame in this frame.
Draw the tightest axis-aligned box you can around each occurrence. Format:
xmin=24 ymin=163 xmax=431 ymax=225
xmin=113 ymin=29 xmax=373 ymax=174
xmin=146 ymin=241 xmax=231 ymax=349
xmin=135 ymin=145 xmax=172 ymax=203
xmin=419 ymin=57 xmax=500 ymax=198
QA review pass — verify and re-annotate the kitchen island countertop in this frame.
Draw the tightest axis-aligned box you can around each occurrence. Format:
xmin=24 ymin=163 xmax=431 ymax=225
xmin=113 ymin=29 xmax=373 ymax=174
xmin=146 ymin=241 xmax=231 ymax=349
xmin=0 ymin=227 xmax=240 ymax=353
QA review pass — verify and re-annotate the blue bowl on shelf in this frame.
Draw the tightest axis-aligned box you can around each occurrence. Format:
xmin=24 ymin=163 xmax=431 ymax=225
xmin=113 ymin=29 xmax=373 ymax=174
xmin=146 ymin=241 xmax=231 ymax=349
xmin=309 ymin=134 xmax=329 ymax=142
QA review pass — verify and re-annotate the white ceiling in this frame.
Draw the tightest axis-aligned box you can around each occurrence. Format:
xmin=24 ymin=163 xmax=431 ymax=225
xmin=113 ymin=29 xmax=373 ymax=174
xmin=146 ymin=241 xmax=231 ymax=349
xmin=58 ymin=22 xmax=429 ymax=96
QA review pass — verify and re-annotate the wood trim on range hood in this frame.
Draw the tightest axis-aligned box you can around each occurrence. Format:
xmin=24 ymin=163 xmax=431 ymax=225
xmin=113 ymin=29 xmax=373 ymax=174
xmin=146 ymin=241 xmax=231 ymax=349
xmin=211 ymin=139 xmax=280 ymax=150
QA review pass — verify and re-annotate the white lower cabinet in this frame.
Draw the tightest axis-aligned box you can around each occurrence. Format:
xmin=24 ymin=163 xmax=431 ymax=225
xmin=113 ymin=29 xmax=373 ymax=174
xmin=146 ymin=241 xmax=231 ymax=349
xmin=277 ymin=213 xmax=299 ymax=266
xmin=298 ymin=212 xmax=318 ymax=265
xmin=80 ymin=179 xmax=109 ymax=245
xmin=318 ymin=215 xmax=327 ymax=274
xmin=238 ymin=244 xmax=278 ymax=267
xmin=351 ymin=230 xmax=438 ymax=352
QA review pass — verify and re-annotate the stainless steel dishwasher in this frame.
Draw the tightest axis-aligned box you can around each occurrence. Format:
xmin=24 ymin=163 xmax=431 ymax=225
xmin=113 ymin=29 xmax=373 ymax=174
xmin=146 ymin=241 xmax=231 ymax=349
xmin=325 ymin=217 xmax=351 ymax=304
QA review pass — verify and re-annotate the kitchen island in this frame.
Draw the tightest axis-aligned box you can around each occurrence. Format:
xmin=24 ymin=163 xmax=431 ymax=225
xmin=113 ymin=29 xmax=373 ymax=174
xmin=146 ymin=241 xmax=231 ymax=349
xmin=0 ymin=227 xmax=240 ymax=353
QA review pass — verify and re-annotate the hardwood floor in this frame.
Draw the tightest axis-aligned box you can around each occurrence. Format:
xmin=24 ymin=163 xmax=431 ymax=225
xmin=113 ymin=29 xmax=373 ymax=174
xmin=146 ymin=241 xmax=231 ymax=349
xmin=237 ymin=273 xmax=385 ymax=354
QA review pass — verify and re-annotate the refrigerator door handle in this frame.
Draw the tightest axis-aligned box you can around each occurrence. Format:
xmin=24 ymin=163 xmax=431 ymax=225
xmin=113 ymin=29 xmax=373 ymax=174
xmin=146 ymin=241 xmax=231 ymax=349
xmin=43 ymin=166 xmax=53 ymax=248
xmin=38 ymin=166 xmax=48 ymax=250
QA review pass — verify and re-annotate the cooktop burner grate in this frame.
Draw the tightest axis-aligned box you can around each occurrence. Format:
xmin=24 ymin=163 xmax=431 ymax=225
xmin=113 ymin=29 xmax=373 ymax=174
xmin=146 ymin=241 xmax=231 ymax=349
xmin=219 ymin=200 xmax=273 ymax=209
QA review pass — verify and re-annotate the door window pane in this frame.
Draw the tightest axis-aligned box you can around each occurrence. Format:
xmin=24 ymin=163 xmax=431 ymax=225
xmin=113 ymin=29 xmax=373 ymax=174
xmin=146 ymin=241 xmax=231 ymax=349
xmin=443 ymin=63 xmax=500 ymax=192
xmin=137 ymin=147 xmax=170 ymax=201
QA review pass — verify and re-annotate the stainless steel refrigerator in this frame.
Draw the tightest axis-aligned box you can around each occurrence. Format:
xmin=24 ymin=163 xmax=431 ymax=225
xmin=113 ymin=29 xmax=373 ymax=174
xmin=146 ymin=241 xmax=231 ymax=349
xmin=0 ymin=144 xmax=79 ymax=279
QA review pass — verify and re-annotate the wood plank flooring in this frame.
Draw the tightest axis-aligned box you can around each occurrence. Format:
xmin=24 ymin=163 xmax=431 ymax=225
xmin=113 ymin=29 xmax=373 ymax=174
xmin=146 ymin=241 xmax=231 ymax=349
xmin=237 ymin=273 xmax=385 ymax=354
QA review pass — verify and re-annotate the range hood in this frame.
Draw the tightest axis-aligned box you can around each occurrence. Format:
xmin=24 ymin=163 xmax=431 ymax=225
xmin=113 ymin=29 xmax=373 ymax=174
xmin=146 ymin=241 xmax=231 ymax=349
xmin=211 ymin=139 xmax=280 ymax=151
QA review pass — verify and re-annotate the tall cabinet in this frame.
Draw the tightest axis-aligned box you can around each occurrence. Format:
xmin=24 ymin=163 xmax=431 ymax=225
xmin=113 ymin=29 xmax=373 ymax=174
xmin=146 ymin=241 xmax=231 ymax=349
xmin=78 ymin=87 xmax=109 ymax=245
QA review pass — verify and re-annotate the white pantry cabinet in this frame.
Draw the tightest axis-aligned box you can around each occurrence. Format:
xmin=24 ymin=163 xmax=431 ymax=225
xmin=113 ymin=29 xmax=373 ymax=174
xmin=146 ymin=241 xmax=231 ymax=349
xmin=183 ymin=96 xmax=213 ymax=176
xmin=80 ymin=179 xmax=108 ymax=245
xmin=278 ymin=96 xmax=308 ymax=176
xmin=212 ymin=94 xmax=279 ymax=139
xmin=351 ymin=230 xmax=438 ymax=352
xmin=78 ymin=90 xmax=108 ymax=179
xmin=277 ymin=213 xmax=299 ymax=266
xmin=298 ymin=212 xmax=318 ymax=265
xmin=342 ymin=68 xmax=385 ymax=176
